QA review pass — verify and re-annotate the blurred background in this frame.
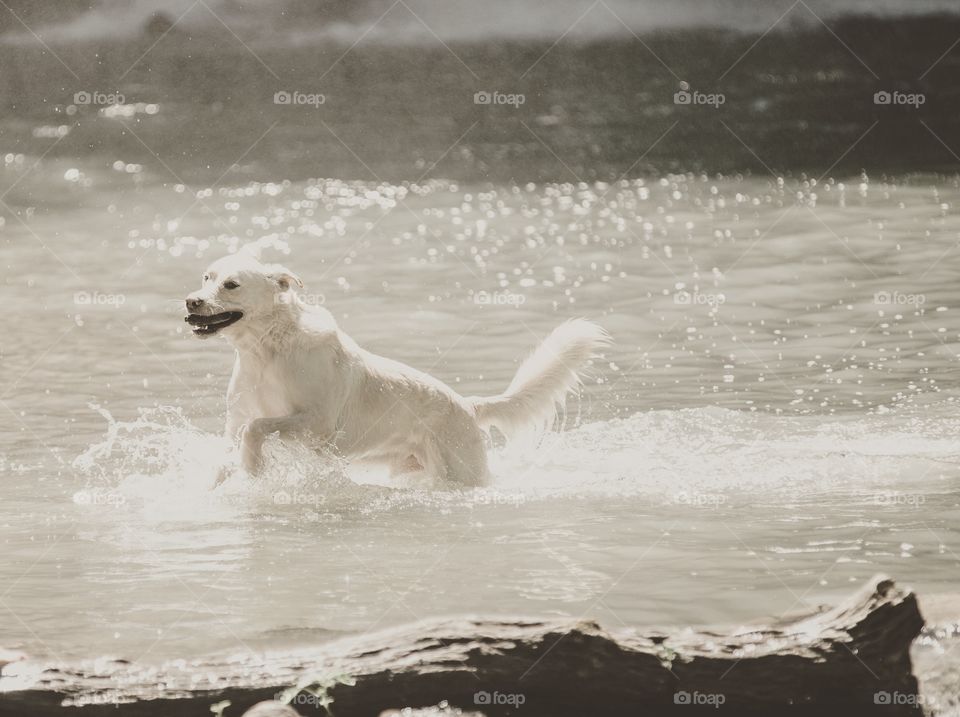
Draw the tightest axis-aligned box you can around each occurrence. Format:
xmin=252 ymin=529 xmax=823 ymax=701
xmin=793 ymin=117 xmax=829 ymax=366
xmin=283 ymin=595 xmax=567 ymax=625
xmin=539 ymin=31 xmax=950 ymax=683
xmin=1 ymin=0 xmax=959 ymax=181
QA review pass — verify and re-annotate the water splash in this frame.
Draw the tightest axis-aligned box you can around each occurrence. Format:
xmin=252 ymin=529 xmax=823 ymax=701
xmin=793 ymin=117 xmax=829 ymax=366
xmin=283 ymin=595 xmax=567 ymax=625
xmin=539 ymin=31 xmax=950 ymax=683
xmin=70 ymin=404 xmax=960 ymax=518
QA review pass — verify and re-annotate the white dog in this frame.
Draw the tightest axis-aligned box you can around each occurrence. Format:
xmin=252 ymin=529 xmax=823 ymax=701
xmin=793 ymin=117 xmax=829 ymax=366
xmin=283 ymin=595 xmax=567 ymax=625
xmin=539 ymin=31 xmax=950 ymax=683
xmin=185 ymin=252 xmax=609 ymax=485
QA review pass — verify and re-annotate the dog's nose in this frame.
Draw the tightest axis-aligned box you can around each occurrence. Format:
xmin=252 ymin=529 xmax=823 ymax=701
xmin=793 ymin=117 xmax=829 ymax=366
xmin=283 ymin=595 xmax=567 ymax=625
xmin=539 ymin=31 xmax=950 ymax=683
xmin=186 ymin=298 xmax=205 ymax=312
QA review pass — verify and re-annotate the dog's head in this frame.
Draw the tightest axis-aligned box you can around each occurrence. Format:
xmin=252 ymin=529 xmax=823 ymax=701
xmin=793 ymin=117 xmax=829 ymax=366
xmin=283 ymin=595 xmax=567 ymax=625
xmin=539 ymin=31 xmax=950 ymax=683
xmin=184 ymin=253 xmax=303 ymax=340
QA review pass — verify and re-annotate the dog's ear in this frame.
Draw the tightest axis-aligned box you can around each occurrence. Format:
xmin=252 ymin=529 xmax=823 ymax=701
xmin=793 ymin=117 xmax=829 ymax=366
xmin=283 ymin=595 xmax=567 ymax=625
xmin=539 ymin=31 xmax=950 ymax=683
xmin=267 ymin=264 xmax=304 ymax=291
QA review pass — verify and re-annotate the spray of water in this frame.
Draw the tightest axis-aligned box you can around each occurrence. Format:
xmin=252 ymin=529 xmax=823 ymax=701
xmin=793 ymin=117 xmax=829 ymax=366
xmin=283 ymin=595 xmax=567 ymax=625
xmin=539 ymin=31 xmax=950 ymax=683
xmin=70 ymin=403 xmax=960 ymax=520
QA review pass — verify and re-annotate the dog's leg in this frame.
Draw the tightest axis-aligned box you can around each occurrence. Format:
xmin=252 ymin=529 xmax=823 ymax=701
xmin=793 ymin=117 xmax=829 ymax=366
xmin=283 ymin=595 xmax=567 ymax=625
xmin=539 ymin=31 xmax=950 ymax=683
xmin=225 ymin=360 xmax=257 ymax=443
xmin=211 ymin=361 xmax=256 ymax=488
xmin=240 ymin=413 xmax=324 ymax=476
xmin=417 ymin=439 xmax=449 ymax=483
xmin=436 ymin=422 xmax=490 ymax=486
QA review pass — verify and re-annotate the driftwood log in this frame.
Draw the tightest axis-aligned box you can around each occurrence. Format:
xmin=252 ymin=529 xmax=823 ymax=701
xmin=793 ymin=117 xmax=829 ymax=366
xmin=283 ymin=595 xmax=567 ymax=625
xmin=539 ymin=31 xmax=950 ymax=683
xmin=0 ymin=575 xmax=923 ymax=716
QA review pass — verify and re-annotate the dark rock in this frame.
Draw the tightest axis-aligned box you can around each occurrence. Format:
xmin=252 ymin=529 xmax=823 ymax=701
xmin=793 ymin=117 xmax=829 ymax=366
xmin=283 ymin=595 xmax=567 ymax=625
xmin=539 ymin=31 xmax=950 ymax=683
xmin=0 ymin=575 xmax=924 ymax=716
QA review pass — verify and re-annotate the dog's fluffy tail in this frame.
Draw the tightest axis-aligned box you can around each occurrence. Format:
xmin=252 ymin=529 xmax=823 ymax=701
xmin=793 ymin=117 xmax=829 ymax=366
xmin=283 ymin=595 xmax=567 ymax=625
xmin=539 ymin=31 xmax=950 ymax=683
xmin=471 ymin=319 xmax=610 ymax=440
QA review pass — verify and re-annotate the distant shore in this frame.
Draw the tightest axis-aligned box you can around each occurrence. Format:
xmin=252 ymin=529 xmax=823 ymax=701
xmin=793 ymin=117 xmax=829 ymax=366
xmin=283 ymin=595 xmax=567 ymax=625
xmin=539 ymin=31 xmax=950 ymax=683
xmin=0 ymin=14 xmax=958 ymax=183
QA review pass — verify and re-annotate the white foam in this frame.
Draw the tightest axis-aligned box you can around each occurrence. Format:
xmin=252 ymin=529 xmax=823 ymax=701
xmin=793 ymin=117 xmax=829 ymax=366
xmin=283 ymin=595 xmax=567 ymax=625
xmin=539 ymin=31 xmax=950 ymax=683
xmin=71 ymin=404 xmax=960 ymax=518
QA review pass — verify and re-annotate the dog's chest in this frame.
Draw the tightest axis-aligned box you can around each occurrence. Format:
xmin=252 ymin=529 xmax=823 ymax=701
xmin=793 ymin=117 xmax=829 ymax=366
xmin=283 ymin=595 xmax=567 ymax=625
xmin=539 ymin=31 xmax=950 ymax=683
xmin=237 ymin=356 xmax=298 ymax=416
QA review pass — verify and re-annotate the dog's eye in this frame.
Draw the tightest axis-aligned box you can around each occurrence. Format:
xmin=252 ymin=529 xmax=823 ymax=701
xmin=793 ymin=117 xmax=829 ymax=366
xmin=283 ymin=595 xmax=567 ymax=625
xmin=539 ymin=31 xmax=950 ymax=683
xmin=223 ymin=281 xmax=239 ymax=290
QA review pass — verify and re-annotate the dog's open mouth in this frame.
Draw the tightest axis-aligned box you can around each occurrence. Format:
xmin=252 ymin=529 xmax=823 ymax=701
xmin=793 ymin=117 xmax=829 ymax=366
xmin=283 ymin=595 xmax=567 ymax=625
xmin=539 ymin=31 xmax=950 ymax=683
xmin=185 ymin=311 xmax=243 ymax=335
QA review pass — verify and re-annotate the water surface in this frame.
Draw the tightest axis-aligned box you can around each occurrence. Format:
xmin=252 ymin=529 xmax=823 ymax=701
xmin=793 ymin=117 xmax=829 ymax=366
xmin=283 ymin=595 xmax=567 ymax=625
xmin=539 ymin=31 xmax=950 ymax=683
xmin=2 ymin=164 xmax=960 ymax=708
